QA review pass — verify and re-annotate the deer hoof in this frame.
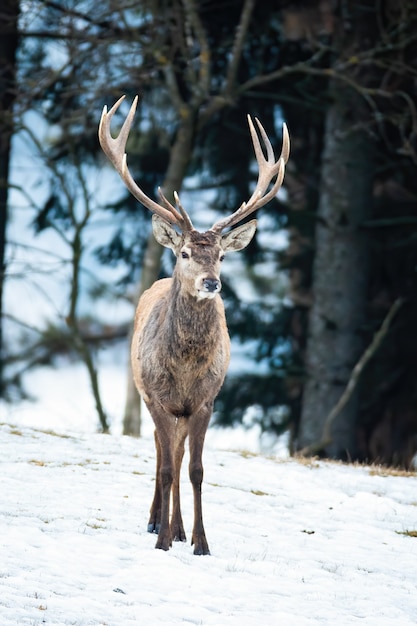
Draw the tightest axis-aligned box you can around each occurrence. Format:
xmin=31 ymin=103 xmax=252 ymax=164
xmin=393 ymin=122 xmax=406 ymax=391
xmin=192 ymin=537 xmax=210 ymax=555
xmin=147 ymin=522 xmax=160 ymax=534
xmin=171 ymin=524 xmax=187 ymax=543
xmin=193 ymin=545 xmax=210 ymax=556
xmin=155 ymin=535 xmax=172 ymax=551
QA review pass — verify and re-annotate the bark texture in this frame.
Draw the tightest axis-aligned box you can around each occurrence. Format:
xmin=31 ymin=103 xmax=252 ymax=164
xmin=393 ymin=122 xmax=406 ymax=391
xmin=298 ymin=90 xmax=374 ymax=458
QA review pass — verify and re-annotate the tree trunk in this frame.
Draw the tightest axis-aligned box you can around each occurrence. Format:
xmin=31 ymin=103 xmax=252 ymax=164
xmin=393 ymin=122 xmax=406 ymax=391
xmin=297 ymin=87 xmax=374 ymax=459
xmin=122 ymin=111 xmax=197 ymax=435
xmin=0 ymin=0 xmax=19 ymax=397
xmin=123 ymin=238 xmax=163 ymax=437
xmin=296 ymin=0 xmax=380 ymax=460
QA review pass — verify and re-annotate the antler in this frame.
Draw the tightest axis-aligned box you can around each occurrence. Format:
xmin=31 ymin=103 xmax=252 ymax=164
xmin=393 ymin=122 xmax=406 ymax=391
xmin=98 ymin=95 xmax=194 ymax=232
xmin=211 ymin=116 xmax=290 ymax=233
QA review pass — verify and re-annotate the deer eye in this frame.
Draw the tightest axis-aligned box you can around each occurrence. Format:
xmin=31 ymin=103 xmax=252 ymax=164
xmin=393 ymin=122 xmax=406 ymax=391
xmin=220 ymin=254 xmax=225 ymax=262
xmin=181 ymin=251 xmax=189 ymax=259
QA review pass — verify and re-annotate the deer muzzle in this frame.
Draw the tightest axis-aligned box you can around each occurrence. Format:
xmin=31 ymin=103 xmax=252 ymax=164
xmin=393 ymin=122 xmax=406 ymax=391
xmin=203 ymin=278 xmax=221 ymax=293
xmin=195 ymin=276 xmax=222 ymax=299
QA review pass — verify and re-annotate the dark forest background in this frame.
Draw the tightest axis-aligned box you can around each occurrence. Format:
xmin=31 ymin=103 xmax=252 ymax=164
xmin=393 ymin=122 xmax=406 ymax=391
xmin=2 ymin=0 xmax=417 ymax=467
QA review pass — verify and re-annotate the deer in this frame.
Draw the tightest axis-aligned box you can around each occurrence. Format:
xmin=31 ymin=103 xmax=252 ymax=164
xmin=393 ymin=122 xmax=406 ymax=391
xmin=98 ymin=95 xmax=289 ymax=555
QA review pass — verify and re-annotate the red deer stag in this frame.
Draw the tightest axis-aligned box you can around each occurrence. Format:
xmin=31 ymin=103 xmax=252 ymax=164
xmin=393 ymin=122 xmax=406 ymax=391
xmin=99 ymin=95 xmax=289 ymax=554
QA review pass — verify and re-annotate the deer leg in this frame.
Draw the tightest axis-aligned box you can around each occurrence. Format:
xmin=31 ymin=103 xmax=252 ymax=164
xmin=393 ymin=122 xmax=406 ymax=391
xmin=170 ymin=417 xmax=188 ymax=542
xmin=188 ymin=404 xmax=212 ymax=555
xmin=148 ymin=430 xmax=162 ymax=533
xmin=147 ymin=406 xmax=176 ymax=551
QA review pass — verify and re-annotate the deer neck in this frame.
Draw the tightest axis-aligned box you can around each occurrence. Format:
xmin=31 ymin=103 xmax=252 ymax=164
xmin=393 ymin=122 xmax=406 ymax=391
xmin=165 ymin=275 xmax=220 ymax=355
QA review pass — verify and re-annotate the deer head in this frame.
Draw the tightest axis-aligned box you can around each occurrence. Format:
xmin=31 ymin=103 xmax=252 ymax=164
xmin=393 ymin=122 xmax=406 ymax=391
xmin=98 ymin=95 xmax=290 ymax=300
xmin=151 ymin=217 xmax=257 ymax=300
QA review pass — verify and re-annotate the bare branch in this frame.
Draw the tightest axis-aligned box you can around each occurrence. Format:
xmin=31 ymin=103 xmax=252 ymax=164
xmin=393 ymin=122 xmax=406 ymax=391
xmin=298 ymin=298 xmax=404 ymax=458
xmin=182 ymin=0 xmax=211 ymax=99
xmin=224 ymin=0 xmax=256 ymax=97
xmin=161 ymin=63 xmax=188 ymax=114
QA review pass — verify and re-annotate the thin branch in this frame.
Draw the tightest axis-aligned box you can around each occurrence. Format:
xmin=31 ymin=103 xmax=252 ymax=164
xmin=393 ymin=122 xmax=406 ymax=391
xmin=362 ymin=216 xmax=417 ymax=228
xmin=298 ymin=298 xmax=404 ymax=457
xmin=237 ymin=49 xmax=328 ymax=94
xmin=224 ymin=0 xmax=256 ymax=97
xmin=182 ymin=0 xmax=211 ymax=99
xmin=198 ymin=0 xmax=257 ymax=128
xmin=162 ymin=64 xmax=188 ymax=115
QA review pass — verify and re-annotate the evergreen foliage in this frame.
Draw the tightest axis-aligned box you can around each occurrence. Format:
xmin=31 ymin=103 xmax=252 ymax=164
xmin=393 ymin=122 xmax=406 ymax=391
xmin=2 ymin=1 xmax=417 ymax=464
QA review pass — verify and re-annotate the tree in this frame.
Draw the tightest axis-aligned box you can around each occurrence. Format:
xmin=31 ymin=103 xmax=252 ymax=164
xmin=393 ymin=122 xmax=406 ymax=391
xmin=7 ymin=0 xmax=298 ymax=434
xmin=5 ymin=1 xmax=417 ymax=465
xmin=121 ymin=0 xmax=293 ymax=435
xmin=296 ymin=0 xmax=417 ymax=463
xmin=0 ymin=0 xmax=19 ymax=397
xmin=298 ymin=85 xmax=374 ymax=458
xmin=4 ymin=0 xmax=139 ymax=424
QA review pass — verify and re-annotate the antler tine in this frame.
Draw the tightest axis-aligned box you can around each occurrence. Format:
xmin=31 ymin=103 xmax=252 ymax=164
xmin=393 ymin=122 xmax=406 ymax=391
xmin=173 ymin=191 xmax=194 ymax=230
xmin=99 ymin=95 xmax=193 ymax=230
xmin=158 ymin=188 xmax=194 ymax=231
xmin=211 ymin=116 xmax=289 ymax=233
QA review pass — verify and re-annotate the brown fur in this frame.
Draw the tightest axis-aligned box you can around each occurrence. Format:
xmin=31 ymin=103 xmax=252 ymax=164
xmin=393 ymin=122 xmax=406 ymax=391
xmin=132 ymin=276 xmax=230 ymax=412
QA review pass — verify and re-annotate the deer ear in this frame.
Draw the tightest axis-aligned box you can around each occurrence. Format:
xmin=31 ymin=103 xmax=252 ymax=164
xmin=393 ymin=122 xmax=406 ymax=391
xmin=152 ymin=215 xmax=182 ymax=251
xmin=221 ymin=219 xmax=257 ymax=252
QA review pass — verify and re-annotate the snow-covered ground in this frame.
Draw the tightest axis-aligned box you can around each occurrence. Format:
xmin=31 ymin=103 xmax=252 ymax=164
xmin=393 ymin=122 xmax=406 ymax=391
xmin=1 ymin=418 xmax=417 ymax=625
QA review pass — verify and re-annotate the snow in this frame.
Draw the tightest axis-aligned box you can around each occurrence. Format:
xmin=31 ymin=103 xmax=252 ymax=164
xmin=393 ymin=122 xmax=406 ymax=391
xmin=1 ymin=419 xmax=417 ymax=625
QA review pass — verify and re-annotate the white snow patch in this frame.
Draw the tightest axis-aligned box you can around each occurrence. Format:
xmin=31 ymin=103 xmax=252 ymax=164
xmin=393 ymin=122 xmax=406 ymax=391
xmin=1 ymin=421 xmax=417 ymax=625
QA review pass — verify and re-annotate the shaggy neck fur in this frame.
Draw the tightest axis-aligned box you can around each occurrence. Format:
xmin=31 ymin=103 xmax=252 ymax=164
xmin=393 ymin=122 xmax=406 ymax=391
xmin=165 ymin=274 xmax=221 ymax=362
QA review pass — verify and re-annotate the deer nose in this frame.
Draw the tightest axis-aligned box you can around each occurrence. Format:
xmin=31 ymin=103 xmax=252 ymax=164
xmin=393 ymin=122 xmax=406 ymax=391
xmin=203 ymin=278 xmax=221 ymax=293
